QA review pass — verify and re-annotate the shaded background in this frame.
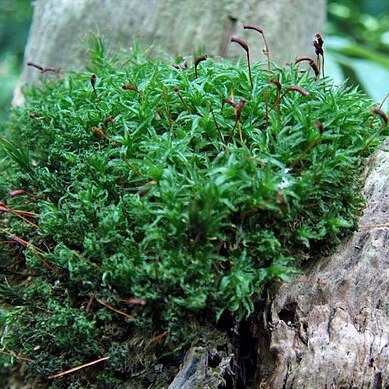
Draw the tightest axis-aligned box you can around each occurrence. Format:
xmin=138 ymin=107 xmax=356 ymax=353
xmin=0 ymin=0 xmax=388 ymax=124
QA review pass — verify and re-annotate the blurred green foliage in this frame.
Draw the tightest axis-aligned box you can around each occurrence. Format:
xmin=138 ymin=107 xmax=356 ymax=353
xmin=326 ymin=0 xmax=389 ymax=109
xmin=0 ymin=0 xmax=32 ymax=122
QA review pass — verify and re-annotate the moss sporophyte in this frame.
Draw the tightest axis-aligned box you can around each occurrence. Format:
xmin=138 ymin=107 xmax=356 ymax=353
xmin=0 ymin=29 xmax=388 ymax=386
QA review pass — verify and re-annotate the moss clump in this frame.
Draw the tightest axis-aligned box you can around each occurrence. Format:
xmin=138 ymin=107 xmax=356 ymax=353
xmin=0 ymin=40 xmax=387 ymax=386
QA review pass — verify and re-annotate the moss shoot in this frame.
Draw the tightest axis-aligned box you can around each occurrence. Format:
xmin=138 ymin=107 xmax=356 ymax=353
xmin=0 ymin=37 xmax=388 ymax=387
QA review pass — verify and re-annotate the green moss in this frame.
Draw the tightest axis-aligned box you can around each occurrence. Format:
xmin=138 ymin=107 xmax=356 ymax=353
xmin=0 ymin=40 xmax=387 ymax=386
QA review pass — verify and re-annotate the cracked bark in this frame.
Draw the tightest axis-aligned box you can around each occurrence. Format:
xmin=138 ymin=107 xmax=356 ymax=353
xmin=256 ymin=141 xmax=389 ymax=388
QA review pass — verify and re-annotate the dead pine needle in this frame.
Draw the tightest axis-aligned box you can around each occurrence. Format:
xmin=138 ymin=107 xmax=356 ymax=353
xmin=0 ymin=350 xmax=33 ymax=362
xmin=358 ymin=223 xmax=389 ymax=230
xmin=95 ymin=297 xmax=135 ymax=320
xmin=230 ymin=36 xmax=253 ymax=89
xmin=48 ymin=356 xmax=110 ymax=379
xmin=121 ymin=156 xmax=141 ymax=177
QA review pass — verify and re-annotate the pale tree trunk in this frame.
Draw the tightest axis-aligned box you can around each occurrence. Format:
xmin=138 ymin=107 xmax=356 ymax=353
xmin=14 ymin=0 xmax=325 ymax=104
xmin=256 ymin=142 xmax=389 ymax=388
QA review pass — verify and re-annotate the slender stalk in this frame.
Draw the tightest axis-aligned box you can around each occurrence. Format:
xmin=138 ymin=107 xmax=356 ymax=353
xmin=95 ymin=297 xmax=134 ymax=320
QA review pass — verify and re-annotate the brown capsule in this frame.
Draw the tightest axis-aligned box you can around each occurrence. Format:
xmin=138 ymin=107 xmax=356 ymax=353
xmin=91 ymin=126 xmax=106 ymax=138
xmin=230 ymin=36 xmax=249 ymax=53
xmin=276 ymin=192 xmax=288 ymax=208
xmin=371 ymin=107 xmax=388 ymax=124
xmin=41 ymin=66 xmax=58 ymax=74
xmin=235 ymin=98 xmax=247 ymax=121
xmin=122 ymin=84 xmax=138 ymax=91
xmin=243 ymin=25 xmax=264 ymax=34
xmin=286 ymin=86 xmax=309 ymax=96
xmin=222 ymin=97 xmax=236 ymax=110
xmin=313 ymin=41 xmax=324 ymax=56
xmin=194 ymin=54 xmax=208 ymax=67
xmin=316 ymin=33 xmax=324 ymax=48
xmin=295 ymin=57 xmax=320 ymax=77
xmin=194 ymin=54 xmax=208 ymax=77
xmin=270 ymin=79 xmax=282 ymax=91
xmin=8 ymin=189 xmax=27 ymax=197
xmin=295 ymin=56 xmax=315 ymax=64
xmin=0 ymin=205 xmax=9 ymax=213
xmin=103 ymin=116 xmax=115 ymax=127
xmin=90 ymin=74 xmax=98 ymax=97
xmin=314 ymin=121 xmax=325 ymax=134
xmin=137 ymin=180 xmax=158 ymax=196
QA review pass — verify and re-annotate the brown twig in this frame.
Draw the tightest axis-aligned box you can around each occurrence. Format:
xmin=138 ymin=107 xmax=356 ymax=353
xmin=0 ymin=202 xmax=39 ymax=228
xmin=0 ymin=227 xmax=58 ymax=273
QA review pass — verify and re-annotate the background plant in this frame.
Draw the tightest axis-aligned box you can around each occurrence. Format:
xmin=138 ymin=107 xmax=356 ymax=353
xmin=0 ymin=34 xmax=387 ymax=386
xmin=0 ymin=0 xmax=32 ymax=123
xmin=326 ymin=0 xmax=389 ymax=109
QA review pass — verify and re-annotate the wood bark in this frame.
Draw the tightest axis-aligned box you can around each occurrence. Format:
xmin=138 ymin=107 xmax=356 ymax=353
xmin=255 ymin=143 xmax=389 ymax=388
xmin=14 ymin=0 xmax=325 ymax=104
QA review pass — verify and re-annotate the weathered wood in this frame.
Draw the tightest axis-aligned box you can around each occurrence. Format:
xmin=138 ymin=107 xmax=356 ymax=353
xmin=256 ymin=143 xmax=389 ymax=388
